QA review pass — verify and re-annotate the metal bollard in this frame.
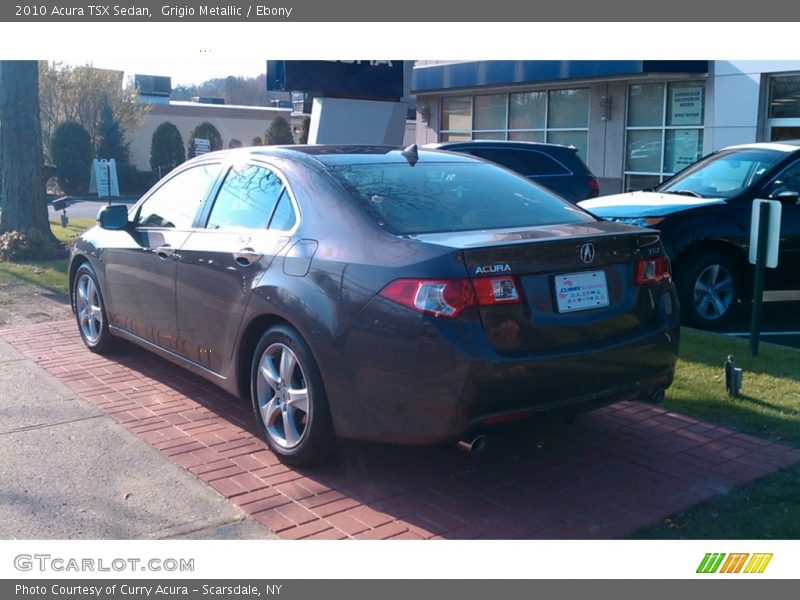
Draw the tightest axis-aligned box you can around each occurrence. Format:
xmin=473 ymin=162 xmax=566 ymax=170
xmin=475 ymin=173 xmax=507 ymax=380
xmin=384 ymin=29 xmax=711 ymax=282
xmin=725 ymin=355 xmax=743 ymax=397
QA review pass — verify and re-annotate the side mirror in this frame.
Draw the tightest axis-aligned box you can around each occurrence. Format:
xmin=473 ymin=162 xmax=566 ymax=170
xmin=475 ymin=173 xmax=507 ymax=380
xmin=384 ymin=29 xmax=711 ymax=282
xmin=769 ymin=190 xmax=800 ymax=205
xmin=97 ymin=204 xmax=129 ymax=230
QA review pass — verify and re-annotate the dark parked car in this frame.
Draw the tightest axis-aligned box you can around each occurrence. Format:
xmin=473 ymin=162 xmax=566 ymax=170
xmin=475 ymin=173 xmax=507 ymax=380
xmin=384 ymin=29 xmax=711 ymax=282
xmin=425 ymin=140 xmax=600 ymax=203
xmin=70 ymin=145 xmax=679 ymax=465
xmin=579 ymin=142 xmax=800 ymax=329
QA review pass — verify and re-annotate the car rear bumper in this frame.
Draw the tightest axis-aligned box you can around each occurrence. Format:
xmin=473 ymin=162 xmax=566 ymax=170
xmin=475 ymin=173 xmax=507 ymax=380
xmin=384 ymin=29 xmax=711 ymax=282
xmin=322 ymin=288 xmax=680 ymax=444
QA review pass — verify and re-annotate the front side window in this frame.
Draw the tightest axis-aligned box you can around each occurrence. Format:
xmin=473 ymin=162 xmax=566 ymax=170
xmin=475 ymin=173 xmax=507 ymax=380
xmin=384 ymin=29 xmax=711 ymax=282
xmin=137 ymin=163 xmax=220 ymax=228
xmin=762 ymin=160 xmax=800 ymax=198
xmin=467 ymin=148 xmax=570 ymax=177
xmin=330 ymin=162 xmax=593 ymax=236
xmin=207 ymin=165 xmax=285 ymax=230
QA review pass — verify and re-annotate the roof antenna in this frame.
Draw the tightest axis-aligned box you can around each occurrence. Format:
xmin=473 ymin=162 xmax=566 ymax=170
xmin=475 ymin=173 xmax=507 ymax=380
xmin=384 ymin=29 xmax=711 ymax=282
xmin=401 ymin=143 xmax=419 ymax=166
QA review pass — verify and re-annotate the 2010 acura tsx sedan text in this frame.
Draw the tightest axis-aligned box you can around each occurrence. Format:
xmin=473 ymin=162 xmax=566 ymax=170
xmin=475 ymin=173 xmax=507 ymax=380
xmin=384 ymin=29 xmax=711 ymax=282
xmin=69 ymin=145 xmax=680 ymax=465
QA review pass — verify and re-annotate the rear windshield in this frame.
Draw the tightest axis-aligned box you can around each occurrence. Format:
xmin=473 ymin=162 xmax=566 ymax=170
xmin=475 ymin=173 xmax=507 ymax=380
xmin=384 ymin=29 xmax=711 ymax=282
xmin=328 ymin=161 xmax=593 ymax=235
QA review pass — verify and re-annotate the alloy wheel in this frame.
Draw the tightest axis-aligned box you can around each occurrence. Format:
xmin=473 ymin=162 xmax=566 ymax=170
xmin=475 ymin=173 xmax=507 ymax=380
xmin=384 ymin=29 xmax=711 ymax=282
xmin=255 ymin=342 xmax=311 ymax=449
xmin=693 ymin=263 xmax=735 ymax=320
xmin=75 ymin=273 xmax=104 ymax=344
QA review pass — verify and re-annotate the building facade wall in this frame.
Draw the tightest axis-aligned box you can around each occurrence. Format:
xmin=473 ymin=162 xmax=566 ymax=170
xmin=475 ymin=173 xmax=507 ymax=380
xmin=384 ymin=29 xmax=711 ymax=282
xmin=128 ymin=103 xmax=296 ymax=171
xmin=413 ymin=60 xmax=800 ymax=196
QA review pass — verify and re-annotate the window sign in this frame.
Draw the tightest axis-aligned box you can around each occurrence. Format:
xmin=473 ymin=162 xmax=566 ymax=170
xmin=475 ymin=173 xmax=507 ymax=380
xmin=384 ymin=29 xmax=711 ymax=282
xmin=664 ymin=129 xmax=703 ymax=173
xmin=668 ymin=84 xmax=704 ymax=126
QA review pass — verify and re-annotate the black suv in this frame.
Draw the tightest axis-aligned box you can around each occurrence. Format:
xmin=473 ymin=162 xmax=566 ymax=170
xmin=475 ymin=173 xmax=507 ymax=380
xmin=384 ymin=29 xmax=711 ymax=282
xmin=427 ymin=140 xmax=600 ymax=203
xmin=580 ymin=142 xmax=800 ymax=329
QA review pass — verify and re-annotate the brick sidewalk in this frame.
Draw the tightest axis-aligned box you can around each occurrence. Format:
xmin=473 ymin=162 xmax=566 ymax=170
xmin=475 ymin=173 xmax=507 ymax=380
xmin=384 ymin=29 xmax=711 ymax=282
xmin=3 ymin=320 xmax=799 ymax=539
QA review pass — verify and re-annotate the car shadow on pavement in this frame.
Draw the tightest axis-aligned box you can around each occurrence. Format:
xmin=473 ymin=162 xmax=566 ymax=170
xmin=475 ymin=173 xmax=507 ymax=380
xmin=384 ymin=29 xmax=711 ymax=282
xmin=3 ymin=321 xmax=800 ymax=540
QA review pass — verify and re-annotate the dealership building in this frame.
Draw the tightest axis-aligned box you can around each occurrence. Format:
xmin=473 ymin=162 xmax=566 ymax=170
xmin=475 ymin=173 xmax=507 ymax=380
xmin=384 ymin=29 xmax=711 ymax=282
xmin=411 ymin=60 xmax=800 ymax=194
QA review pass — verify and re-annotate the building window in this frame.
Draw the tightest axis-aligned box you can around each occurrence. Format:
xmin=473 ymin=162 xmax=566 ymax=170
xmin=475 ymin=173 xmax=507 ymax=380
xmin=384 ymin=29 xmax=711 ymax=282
xmin=439 ymin=88 xmax=589 ymax=157
xmin=624 ymin=81 xmax=705 ymax=191
xmin=766 ymin=73 xmax=800 ymax=141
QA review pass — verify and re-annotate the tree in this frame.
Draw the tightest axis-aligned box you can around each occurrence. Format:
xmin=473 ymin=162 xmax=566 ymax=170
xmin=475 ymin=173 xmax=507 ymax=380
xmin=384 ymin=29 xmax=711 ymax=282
xmin=228 ymin=138 xmax=243 ymax=149
xmin=150 ymin=121 xmax=185 ymax=173
xmin=38 ymin=61 xmax=149 ymax=160
xmin=299 ymin=116 xmax=311 ymax=144
xmin=0 ymin=61 xmax=60 ymax=249
xmin=265 ymin=116 xmax=294 ymax=145
xmin=187 ymin=121 xmax=222 ymax=158
xmin=251 ymin=136 xmax=263 ymax=146
xmin=96 ymin=97 xmax=129 ymax=164
xmin=50 ymin=121 xmax=93 ymax=195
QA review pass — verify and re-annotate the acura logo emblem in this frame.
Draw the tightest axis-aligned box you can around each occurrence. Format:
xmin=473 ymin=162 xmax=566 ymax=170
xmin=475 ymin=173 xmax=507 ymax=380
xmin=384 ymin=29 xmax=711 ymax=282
xmin=580 ymin=242 xmax=595 ymax=264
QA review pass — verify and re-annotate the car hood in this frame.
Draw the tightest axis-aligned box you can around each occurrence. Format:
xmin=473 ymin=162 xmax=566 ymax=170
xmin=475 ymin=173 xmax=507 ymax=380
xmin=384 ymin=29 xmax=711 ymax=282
xmin=578 ymin=191 xmax=726 ymax=218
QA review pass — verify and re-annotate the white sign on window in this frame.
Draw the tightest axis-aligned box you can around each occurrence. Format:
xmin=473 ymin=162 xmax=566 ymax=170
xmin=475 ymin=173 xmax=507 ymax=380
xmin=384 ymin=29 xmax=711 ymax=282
xmin=669 ymin=85 xmax=703 ymax=126
xmin=664 ymin=129 xmax=701 ymax=173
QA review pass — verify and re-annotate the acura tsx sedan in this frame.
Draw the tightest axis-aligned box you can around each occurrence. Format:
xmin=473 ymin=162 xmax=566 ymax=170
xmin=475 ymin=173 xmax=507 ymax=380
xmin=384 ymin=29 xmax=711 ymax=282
xmin=70 ymin=145 xmax=679 ymax=465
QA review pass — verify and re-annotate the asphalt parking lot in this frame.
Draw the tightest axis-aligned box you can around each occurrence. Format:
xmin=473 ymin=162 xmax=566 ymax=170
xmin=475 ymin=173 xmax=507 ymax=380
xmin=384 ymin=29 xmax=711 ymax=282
xmin=2 ymin=319 xmax=798 ymax=540
xmin=718 ymin=293 xmax=800 ymax=349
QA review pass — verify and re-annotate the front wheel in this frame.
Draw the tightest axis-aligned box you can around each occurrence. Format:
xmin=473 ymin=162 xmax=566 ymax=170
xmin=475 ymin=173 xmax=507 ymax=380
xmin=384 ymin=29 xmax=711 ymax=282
xmin=675 ymin=251 xmax=740 ymax=329
xmin=73 ymin=263 xmax=115 ymax=353
xmin=250 ymin=325 xmax=334 ymax=466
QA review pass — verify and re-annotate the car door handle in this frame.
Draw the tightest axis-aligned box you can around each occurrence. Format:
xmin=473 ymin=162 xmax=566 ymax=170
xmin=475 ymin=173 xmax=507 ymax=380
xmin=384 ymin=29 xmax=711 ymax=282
xmin=155 ymin=244 xmax=173 ymax=260
xmin=233 ymin=247 xmax=263 ymax=267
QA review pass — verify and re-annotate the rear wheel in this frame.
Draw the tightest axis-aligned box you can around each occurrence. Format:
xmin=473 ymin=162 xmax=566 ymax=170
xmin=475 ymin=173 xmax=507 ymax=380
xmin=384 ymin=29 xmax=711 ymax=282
xmin=73 ymin=263 xmax=115 ymax=353
xmin=250 ymin=325 xmax=334 ymax=466
xmin=675 ymin=251 xmax=740 ymax=329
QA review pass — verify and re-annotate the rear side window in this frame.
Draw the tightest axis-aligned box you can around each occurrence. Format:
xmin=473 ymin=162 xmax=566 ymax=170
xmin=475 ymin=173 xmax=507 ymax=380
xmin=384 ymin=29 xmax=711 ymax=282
xmin=329 ymin=161 xmax=593 ymax=235
xmin=137 ymin=163 xmax=220 ymax=228
xmin=207 ymin=165 xmax=284 ymax=230
xmin=268 ymin=191 xmax=297 ymax=231
xmin=467 ymin=148 xmax=570 ymax=176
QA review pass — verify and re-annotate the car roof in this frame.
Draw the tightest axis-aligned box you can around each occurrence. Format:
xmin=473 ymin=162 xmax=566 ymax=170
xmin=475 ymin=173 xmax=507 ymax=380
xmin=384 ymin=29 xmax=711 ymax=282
xmin=425 ymin=140 xmax=578 ymax=152
xmin=184 ymin=144 xmax=481 ymax=168
xmin=722 ymin=141 xmax=800 ymax=153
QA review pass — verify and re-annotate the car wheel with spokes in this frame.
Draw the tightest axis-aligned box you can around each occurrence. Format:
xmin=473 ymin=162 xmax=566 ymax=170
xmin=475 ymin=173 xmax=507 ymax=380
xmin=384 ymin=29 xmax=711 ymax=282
xmin=250 ymin=325 xmax=334 ymax=465
xmin=676 ymin=251 xmax=740 ymax=329
xmin=73 ymin=263 xmax=115 ymax=352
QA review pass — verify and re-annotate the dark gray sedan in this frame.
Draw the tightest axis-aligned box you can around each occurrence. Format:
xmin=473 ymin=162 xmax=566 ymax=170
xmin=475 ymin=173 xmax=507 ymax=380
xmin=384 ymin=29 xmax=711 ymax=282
xmin=70 ymin=145 xmax=679 ymax=465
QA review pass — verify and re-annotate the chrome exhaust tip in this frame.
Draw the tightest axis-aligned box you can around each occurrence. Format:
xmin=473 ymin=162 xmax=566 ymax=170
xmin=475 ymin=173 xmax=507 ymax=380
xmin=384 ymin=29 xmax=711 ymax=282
xmin=457 ymin=434 xmax=487 ymax=455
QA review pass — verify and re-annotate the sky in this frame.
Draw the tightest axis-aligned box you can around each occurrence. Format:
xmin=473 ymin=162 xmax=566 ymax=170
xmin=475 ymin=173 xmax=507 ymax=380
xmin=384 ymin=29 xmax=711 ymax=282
xmin=62 ymin=57 xmax=269 ymax=86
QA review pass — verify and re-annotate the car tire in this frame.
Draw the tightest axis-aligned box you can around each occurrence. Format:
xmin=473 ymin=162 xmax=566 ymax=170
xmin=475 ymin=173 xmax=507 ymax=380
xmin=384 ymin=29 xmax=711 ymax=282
xmin=73 ymin=263 xmax=116 ymax=353
xmin=675 ymin=251 xmax=740 ymax=329
xmin=250 ymin=325 xmax=335 ymax=466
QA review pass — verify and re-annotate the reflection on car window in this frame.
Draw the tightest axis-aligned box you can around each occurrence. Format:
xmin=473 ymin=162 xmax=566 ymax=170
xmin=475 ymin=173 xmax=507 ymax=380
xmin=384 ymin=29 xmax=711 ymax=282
xmin=659 ymin=149 xmax=785 ymax=198
xmin=207 ymin=165 xmax=285 ymax=230
xmin=268 ymin=190 xmax=297 ymax=231
xmin=137 ymin=164 xmax=220 ymax=228
xmin=329 ymin=162 xmax=592 ymax=235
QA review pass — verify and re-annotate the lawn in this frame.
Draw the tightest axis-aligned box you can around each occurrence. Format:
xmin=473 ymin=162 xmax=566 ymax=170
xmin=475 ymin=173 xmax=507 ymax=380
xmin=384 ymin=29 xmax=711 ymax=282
xmin=0 ymin=218 xmax=94 ymax=295
xmin=632 ymin=328 xmax=800 ymax=539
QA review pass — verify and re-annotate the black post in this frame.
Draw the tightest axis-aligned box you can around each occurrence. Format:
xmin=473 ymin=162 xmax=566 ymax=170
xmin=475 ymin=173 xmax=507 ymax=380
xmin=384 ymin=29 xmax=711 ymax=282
xmin=749 ymin=202 xmax=770 ymax=356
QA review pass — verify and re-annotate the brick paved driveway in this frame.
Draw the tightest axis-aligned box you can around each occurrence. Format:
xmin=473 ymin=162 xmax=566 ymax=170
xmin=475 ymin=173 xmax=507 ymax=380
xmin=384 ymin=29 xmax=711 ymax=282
xmin=3 ymin=320 xmax=798 ymax=539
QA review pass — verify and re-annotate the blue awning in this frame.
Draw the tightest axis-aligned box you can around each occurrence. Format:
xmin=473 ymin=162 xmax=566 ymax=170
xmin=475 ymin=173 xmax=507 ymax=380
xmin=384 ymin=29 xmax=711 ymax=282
xmin=412 ymin=61 xmax=708 ymax=93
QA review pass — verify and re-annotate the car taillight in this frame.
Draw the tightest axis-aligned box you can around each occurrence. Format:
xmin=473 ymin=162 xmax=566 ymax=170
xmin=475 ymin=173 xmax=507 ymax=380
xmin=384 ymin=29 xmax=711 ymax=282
xmin=379 ymin=276 xmax=520 ymax=318
xmin=635 ymin=256 xmax=671 ymax=285
xmin=588 ymin=177 xmax=600 ymax=193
